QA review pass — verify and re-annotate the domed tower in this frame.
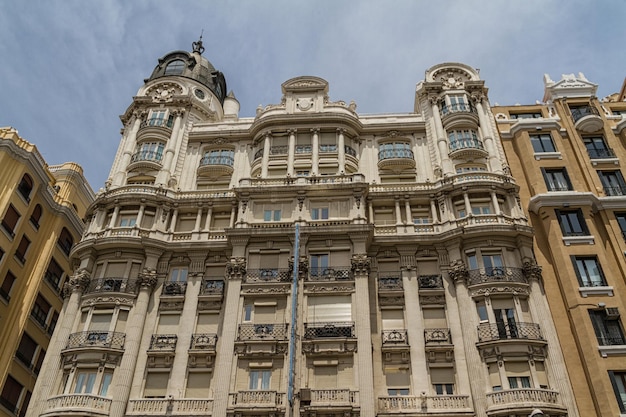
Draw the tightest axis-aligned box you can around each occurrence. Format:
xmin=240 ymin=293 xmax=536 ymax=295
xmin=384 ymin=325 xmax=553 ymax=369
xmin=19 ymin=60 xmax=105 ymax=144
xmin=109 ymin=38 xmax=234 ymax=189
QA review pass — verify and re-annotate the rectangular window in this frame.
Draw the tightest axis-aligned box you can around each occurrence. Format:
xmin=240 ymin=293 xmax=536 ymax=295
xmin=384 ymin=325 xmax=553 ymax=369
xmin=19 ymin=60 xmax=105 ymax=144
xmin=589 ymin=310 xmax=625 ymax=346
xmin=0 ymin=375 xmax=23 ymax=414
xmin=14 ymin=235 xmax=30 ymax=263
xmin=249 ymin=370 xmax=271 ymax=390
xmin=311 ymin=207 xmax=329 ymax=220
xmin=1 ymin=271 xmax=16 ymax=302
xmin=572 ymin=256 xmax=607 ymax=287
xmin=33 ymin=348 xmax=45 ymax=375
xmin=45 ymin=258 xmax=64 ymax=290
xmin=530 ymin=134 xmax=556 ymax=153
xmin=609 ymin=371 xmax=626 ymax=413
xmin=483 ymin=253 xmax=504 ymax=276
xmin=169 ymin=268 xmax=188 ymax=282
xmin=616 ymin=213 xmax=626 ymax=242
xmin=599 ymin=170 xmax=626 ymax=196
xmin=584 ymin=136 xmax=613 ymax=159
xmin=307 ymin=295 xmax=352 ymax=322
xmin=16 ymin=333 xmax=37 ymax=368
xmin=542 ymin=168 xmax=572 ymax=191
xmin=430 ymin=368 xmax=454 ymax=395
xmin=1 ymin=205 xmax=20 ymax=237
xmin=185 ymin=372 xmax=211 ymax=398
xmin=31 ymin=294 xmax=51 ymax=328
xmin=74 ymin=371 xmax=97 ymax=394
xmin=263 ymin=210 xmax=281 ymax=222
xmin=510 ymin=112 xmax=542 ymax=119
xmin=385 ymin=367 xmax=410 ymax=395
xmin=472 ymin=205 xmax=491 ymax=215
xmin=310 ymin=254 xmax=329 ymax=276
xmin=118 ymin=216 xmax=137 ymax=227
xmin=508 ymin=376 xmax=531 ymax=389
xmin=144 ymin=372 xmax=169 ymax=398
xmin=556 ymin=209 xmax=589 ymax=236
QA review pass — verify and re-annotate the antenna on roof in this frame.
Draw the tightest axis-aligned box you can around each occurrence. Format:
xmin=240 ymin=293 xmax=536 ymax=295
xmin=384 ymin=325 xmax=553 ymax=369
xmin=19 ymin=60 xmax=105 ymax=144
xmin=192 ymin=30 xmax=205 ymax=54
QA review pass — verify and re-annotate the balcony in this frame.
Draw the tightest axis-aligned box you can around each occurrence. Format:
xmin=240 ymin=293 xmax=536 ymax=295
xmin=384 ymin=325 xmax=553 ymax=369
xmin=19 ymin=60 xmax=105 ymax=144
xmin=382 ymin=329 xmax=409 ymax=348
xmin=237 ymin=323 xmax=288 ymax=341
xmin=190 ymin=333 xmax=218 ymax=350
xmin=603 ymin=185 xmax=626 ymax=196
xmin=128 ymin=150 xmax=163 ymax=171
xmin=149 ymin=334 xmax=177 ymax=351
xmin=377 ymin=148 xmax=416 ymax=171
xmin=486 ymin=389 xmax=566 ymax=416
xmin=229 ymin=391 xmax=286 ymax=410
xmin=308 ymin=267 xmax=352 ymax=282
xmin=467 ymin=267 xmax=528 ymax=286
xmin=64 ymin=331 xmax=125 ymax=351
xmin=425 ymin=328 xmax=452 ymax=344
xmin=197 ymin=279 xmax=224 ymax=312
xmin=571 ymin=105 xmax=603 ymax=132
xmin=85 ymin=277 xmax=138 ymax=295
xmin=200 ymin=279 xmax=224 ymax=295
xmin=188 ymin=333 xmax=218 ymax=367
xmin=162 ymin=281 xmax=187 ymax=296
xmin=304 ymin=322 xmax=355 ymax=339
xmin=448 ymin=138 xmax=488 ymax=159
xmin=43 ymin=394 xmax=111 ymax=417
xmin=270 ymin=145 xmax=288 ymax=155
xmin=127 ymin=398 xmax=213 ymax=415
xmin=440 ymin=102 xmax=479 ymax=128
xmin=245 ymin=268 xmax=292 ymax=283
xmin=477 ymin=322 xmax=544 ymax=343
xmin=378 ymin=395 xmax=471 ymax=414
xmin=378 ymin=276 xmax=403 ymax=291
xmin=587 ymin=147 xmax=617 ymax=160
xmin=197 ymin=154 xmax=234 ymax=178
xmin=320 ymin=144 xmax=338 ymax=153
xmin=301 ymin=389 xmax=359 ymax=411
xmin=418 ymin=275 xmax=444 ymax=289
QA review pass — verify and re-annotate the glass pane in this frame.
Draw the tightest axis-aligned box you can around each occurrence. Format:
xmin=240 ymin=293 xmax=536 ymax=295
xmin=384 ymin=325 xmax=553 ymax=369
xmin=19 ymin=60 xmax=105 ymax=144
xmin=100 ymin=373 xmax=112 ymax=396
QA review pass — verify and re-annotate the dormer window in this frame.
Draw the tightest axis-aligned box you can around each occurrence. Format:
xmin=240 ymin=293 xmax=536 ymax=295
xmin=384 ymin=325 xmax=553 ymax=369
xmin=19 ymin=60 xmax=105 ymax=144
xmin=164 ymin=60 xmax=185 ymax=76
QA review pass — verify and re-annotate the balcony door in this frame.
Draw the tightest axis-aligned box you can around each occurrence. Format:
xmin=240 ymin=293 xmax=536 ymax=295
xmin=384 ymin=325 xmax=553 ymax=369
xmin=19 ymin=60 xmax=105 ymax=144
xmin=493 ymin=307 xmax=517 ymax=339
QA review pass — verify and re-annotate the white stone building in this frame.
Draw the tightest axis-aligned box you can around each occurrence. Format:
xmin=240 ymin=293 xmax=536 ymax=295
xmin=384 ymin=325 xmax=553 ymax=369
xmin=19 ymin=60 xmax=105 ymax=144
xmin=26 ymin=40 xmax=579 ymax=417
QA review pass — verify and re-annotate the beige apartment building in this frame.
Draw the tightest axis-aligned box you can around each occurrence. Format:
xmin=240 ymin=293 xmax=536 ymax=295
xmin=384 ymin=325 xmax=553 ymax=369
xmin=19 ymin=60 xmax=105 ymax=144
xmin=0 ymin=127 xmax=93 ymax=417
xmin=25 ymin=41 xmax=579 ymax=417
xmin=495 ymin=74 xmax=626 ymax=417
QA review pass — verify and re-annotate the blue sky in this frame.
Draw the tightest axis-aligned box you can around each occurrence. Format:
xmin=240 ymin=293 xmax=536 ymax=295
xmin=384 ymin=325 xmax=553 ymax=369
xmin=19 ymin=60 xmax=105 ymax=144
xmin=1 ymin=1 xmax=624 ymax=190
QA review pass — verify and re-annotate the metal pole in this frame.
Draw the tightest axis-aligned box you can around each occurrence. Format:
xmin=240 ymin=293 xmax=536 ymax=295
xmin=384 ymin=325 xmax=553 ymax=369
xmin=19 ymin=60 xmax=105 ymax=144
xmin=287 ymin=224 xmax=300 ymax=411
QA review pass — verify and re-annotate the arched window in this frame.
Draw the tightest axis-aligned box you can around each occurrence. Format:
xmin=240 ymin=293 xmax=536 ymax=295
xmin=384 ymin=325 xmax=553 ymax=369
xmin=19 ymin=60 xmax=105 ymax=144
xmin=18 ymin=174 xmax=33 ymax=202
xmin=57 ymin=227 xmax=74 ymax=256
xmin=30 ymin=204 xmax=42 ymax=229
xmin=164 ymin=60 xmax=185 ymax=75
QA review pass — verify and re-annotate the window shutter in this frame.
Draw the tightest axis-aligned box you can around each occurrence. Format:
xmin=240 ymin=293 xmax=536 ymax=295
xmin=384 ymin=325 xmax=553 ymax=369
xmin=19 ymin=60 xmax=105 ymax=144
xmin=89 ymin=313 xmax=112 ymax=331
xmin=144 ymin=372 xmax=169 ymax=398
xmin=307 ymin=296 xmax=352 ymax=322
xmin=157 ymin=314 xmax=180 ymax=333
xmin=381 ymin=310 xmax=405 ymax=329
xmin=185 ymin=372 xmax=211 ymax=398
xmin=196 ymin=313 xmax=219 ymax=333
xmin=430 ymin=367 xmax=454 ymax=384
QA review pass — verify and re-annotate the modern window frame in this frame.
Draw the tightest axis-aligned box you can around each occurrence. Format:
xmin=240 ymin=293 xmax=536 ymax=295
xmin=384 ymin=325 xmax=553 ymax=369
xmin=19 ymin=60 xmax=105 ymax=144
xmin=556 ymin=209 xmax=590 ymax=237
xmin=572 ymin=256 xmax=607 ymax=287
xmin=529 ymin=133 xmax=556 ymax=153
xmin=541 ymin=168 xmax=572 ymax=192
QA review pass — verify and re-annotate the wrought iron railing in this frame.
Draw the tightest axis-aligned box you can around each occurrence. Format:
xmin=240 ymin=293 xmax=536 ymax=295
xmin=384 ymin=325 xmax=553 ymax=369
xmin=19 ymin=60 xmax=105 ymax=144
xmin=270 ymin=145 xmax=288 ymax=155
xmin=596 ymin=334 xmax=626 ymax=346
xmin=308 ymin=267 xmax=352 ymax=281
xmin=587 ymin=148 xmax=616 ymax=159
xmin=571 ymin=105 xmax=600 ymax=122
xmin=131 ymin=150 xmax=163 ymax=163
xmin=378 ymin=149 xmax=414 ymax=161
xmin=304 ymin=322 xmax=355 ymax=339
xmin=424 ymin=328 xmax=452 ymax=344
xmin=418 ymin=275 xmax=443 ymax=289
xmin=190 ymin=333 xmax=218 ymax=349
xmin=295 ymin=145 xmax=312 ymax=153
xmin=254 ymin=149 xmax=264 ymax=160
xmin=200 ymin=279 xmax=224 ymax=295
xmin=85 ymin=277 xmax=138 ymax=294
xmin=199 ymin=155 xmax=234 ymax=167
xmin=477 ymin=322 xmax=543 ymax=342
xmin=382 ymin=329 xmax=408 ymax=344
xmin=467 ymin=267 xmax=527 ymax=286
xmin=449 ymin=138 xmax=484 ymax=151
xmin=65 ymin=331 xmax=126 ymax=349
xmin=142 ymin=118 xmax=173 ymax=129
xmin=604 ymin=186 xmax=626 ymax=196
xmin=378 ymin=276 xmax=403 ymax=291
xmin=149 ymin=334 xmax=177 ymax=350
xmin=345 ymin=145 xmax=357 ymax=157
xmin=162 ymin=281 xmax=187 ymax=296
xmin=441 ymin=102 xmax=476 ymax=116
xmin=238 ymin=323 xmax=288 ymax=341
xmin=245 ymin=269 xmax=292 ymax=283
xmin=127 ymin=399 xmax=213 ymax=415
xmin=319 ymin=144 xmax=337 ymax=153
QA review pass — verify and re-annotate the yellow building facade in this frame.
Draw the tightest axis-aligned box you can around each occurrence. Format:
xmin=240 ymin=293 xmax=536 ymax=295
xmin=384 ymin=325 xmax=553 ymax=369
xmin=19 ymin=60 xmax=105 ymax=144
xmin=0 ymin=127 xmax=94 ymax=417
xmin=495 ymin=74 xmax=626 ymax=417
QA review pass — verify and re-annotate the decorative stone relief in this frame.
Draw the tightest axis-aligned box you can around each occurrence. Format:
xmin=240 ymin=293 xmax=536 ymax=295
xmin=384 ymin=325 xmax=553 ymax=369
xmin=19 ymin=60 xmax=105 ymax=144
xmin=81 ymin=296 xmax=135 ymax=307
xmin=470 ymin=286 xmax=529 ymax=297
xmin=289 ymin=256 xmax=308 ymax=279
xmin=351 ymin=254 xmax=371 ymax=275
xmin=448 ymin=260 xmax=468 ymax=285
xmin=63 ymin=269 xmax=91 ymax=298
xmin=146 ymin=82 xmax=183 ymax=103
xmin=296 ymin=98 xmax=314 ymax=111
xmin=137 ymin=268 xmax=158 ymax=290
xmin=522 ymin=258 xmax=543 ymax=281
xmin=226 ymin=257 xmax=247 ymax=280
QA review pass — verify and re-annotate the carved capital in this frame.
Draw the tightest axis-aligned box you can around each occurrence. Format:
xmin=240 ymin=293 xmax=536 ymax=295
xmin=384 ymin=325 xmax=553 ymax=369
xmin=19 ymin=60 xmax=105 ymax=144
xmin=63 ymin=269 xmax=91 ymax=298
xmin=351 ymin=254 xmax=371 ymax=276
xmin=289 ymin=256 xmax=309 ymax=279
xmin=522 ymin=258 xmax=543 ymax=281
xmin=137 ymin=268 xmax=158 ymax=290
xmin=226 ymin=257 xmax=247 ymax=280
xmin=448 ymin=259 xmax=469 ymax=285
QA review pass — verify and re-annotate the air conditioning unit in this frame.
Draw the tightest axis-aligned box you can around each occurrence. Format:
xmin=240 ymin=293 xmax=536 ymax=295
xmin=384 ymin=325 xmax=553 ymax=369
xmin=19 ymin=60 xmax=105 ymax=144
xmin=300 ymin=388 xmax=311 ymax=402
xmin=605 ymin=307 xmax=620 ymax=319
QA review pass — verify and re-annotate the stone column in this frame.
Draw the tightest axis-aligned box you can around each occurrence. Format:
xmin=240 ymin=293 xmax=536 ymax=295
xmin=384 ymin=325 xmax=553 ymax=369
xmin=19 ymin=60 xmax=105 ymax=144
xmin=213 ymin=256 xmax=247 ymax=416
xmin=404 ymin=199 xmax=412 ymax=225
xmin=204 ymin=204 xmax=213 ymax=231
xmin=261 ymin=133 xmax=271 ymax=178
xmin=229 ymin=201 xmax=237 ymax=228
xmin=337 ymin=128 xmax=346 ymax=174
xmin=113 ymin=113 xmax=143 ymax=186
xmin=25 ymin=271 xmax=91 ymax=417
xmin=109 ymin=205 xmax=120 ymax=228
xmin=136 ymin=204 xmax=146 ymax=228
xmin=194 ymin=205 xmax=203 ymax=232
xmin=168 ymin=208 xmax=179 ymax=233
xmin=287 ymin=129 xmax=296 ymax=177
xmin=367 ymin=198 xmax=374 ymax=223
xmin=109 ymin=268 xmax=159 ymax=417
xmin=430 ymin=97 xmax=454 ymax=176
xmin=523 ymin=260 xmax=580 ymax=417
xmin=156 ymin=110 xmax=184 ymax=186
xmin=473 ymin=98 xmax=501 ymax=174
xmin=351 ymin=254 xmax=375 ymax=417
xmin=463 ymin=192 xmax=471 ymax=217
xmin=490 ymin=191 xmax=501 ymax=215
xmin=449 ymin=260 xmax=485 ymax=417
xmin=430 ymin=198 xmax=439 ymax=223
xmin=311 ymin=128 xmax=320 ymax=176
xmin=395 ymin=198 xmax=403 ymax=226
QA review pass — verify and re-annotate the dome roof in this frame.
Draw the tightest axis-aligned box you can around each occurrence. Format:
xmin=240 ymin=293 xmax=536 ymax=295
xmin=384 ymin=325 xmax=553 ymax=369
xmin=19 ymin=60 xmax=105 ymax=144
xmin=145 ymin=38 xmax=227 ymax=104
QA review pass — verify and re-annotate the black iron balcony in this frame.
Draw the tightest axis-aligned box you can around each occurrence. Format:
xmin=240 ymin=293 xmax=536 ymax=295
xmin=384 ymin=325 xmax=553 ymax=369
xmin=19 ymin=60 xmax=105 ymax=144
xmin=149 ymin=334 xmax=177 ymax=350
xmin=571 ymin=105 xmax=600 ymax=122
xmin=467 ymin=267 xmax=527 ymax=286
xmin=587 ymin=147 xmax=616 ymax=159
xmin=596 ymin=333 xmax=626 ymax=346
xmin=254 ymin=149 xmax=264 ymax=160
xmin=378 ymin=276 xmax=403 ymax=291
xmin=604 ymin=186 xmax=626 ymax=196
xmin=270 ymin=145 xmax=288 ymax=155
xmin=418 ymin=275 xmax=443 ymax=289
xmin=199 ymin=155 xmax=234 ymax=167
xmin=190 ymin=333 xmax=218 ymax=349
xmin=440 ymin=102 xmax=476 ymax=116
xmin=245 ymin=269 xmax=292 ymax=283
xmin=304 ymin=322 xmax=355 ymax=339
xmin=308 ymin=267 xmax=352 ymax=281
xmin=449 ymin=138 xmax=484 ymax=151
xmin=295 ymin=145 xmax=312 ymax=154
xmin=382 ymin=329 xmax=408 ymax=344
xmin=237 ymin=323 xmax=288 ymax=341
xmin=477 ymin=322 xmax=544 ymax=342
xmin=131 ymin=150 xmax=163 ymax=163
xmin=378 ymin=148 xmax=414 ymax=161
xmin=65 ymin=331 xmax=126 ymax=350
xmin=85 ymin=278 xmax=138 ymax=294
xmin=345 ymin=145 xmax=357 ymax=157
xmin=424 ymin=328 xmax=452 ymax=344
xmin=320 ymin=144 xmax=338 ymax=153
xmin=142 ymin=118 xmax=173 ymax=129
xmin=162 ymin=281 xmax=187 ymax=296
xmin=200 ymin=279 xmax=224 ymax=295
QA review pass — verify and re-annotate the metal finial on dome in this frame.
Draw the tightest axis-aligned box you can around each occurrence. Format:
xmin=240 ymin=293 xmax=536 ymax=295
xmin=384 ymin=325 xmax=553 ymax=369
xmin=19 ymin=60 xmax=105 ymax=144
xmin=192 ymin=31 xmax=205 ymax=54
